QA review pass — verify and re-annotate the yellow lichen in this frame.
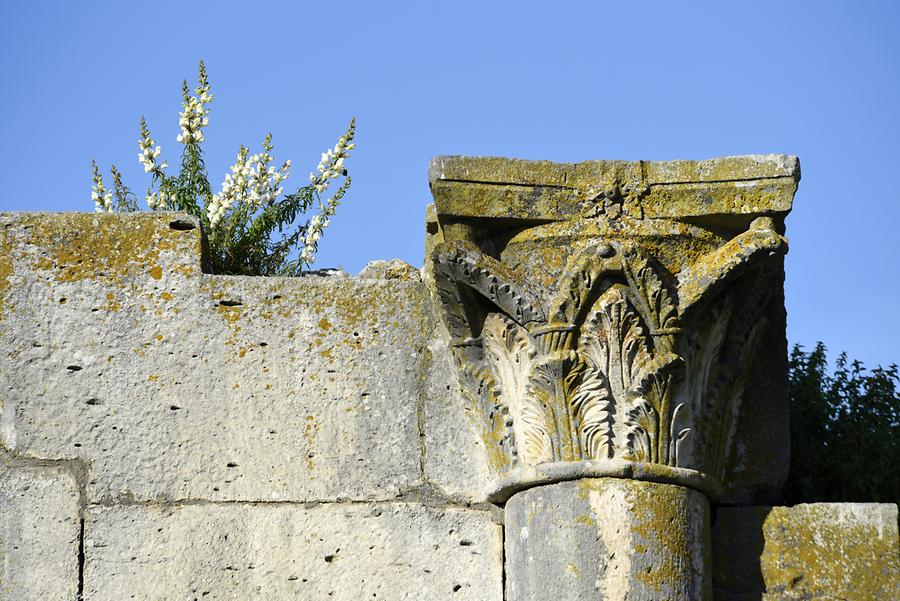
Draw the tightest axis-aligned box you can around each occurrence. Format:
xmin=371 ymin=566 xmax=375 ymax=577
xmin=0 ymin=226 xmax=12 ymax=318
xmin=16 ymin=213 xmax=194 ymax=285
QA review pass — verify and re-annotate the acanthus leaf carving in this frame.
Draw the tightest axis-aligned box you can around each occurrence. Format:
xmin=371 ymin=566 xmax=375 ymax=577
xmin=430 ymin=218 xmax=783 ymax=493
xmin=482 ymin=313 xmax=548 ymax=465
xmin=568 ymin=354 xmax=614 ymax=460
xmin=620 ymin=245 xmax=680 ymax=337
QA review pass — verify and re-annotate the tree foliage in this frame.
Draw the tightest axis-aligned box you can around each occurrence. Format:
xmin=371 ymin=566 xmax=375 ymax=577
xmin=783 ymin=342 xmax=899 ymax=504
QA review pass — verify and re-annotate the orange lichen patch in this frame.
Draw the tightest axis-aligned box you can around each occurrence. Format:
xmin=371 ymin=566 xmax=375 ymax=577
xmin=574 ymin=514 xmax=595 ymax=528
xmin=160 ymin=292 xmax=173 ymax=301
xmin=0 ymin=227 xmax=12 ymax=318
xmin=756 ymin=505 xmax=899 ymax=598
xmin=303 ymin=415 xmax=318 ymax=474
xmin=318 ymin=317 xmax=332 ymax=331
xmin=215 ymin=303 xmax=243 ymax=350
xmin=103 ymin=292 xmax=121 ymax=312
xmin=628 ymin=483 xmax=702 ymax=593
xmin=216 ymin=304 xmax=242 ymax=324
xmin=15 ymin=213 xmax=194 ymax=286
xmin=172 ymin=263 xmax=196 ymax=277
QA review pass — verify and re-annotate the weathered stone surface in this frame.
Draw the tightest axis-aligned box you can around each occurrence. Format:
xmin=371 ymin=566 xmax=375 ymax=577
xmin=0 ymin=212 xmax=436 ymax=503
xmin=430 ymin=154 xmax=798 ymax=221
xmin=423 ymin=332 xmax=491 ymax=502
xmin=0 ymin=463 xmax=81 ymax=601
xmin=359 ymin=259 xmax=421 ymax=281
xmin=427 ymin=155 xmax=798 ymax=504
xmin=84 ymin=502 xmax=503 ymax=600
xmin=505 ymin=478 xmax=711 ymax=600
xmin=713 ymin=503 xmax=900 ymax=600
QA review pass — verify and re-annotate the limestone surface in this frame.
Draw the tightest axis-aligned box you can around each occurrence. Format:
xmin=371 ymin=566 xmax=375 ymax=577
xmin=427 ymin=155 xmax=799 ymax=504
xmin=0 ymin=212 xmax=486 ymax=504
xmin=359 ymin=258 xmax=421 ymax=281
xmin=0 ymin=464 xmax=81 ymax=601
xmin=504 ymin=478 xmax=711 ymax=600
xmin=713 ymin=503 xmax=900 ymax=599
xmin=84 ymin=502 xmax=503 ymax=600
xmin=423 ymin=332 xmax=492 ymax=502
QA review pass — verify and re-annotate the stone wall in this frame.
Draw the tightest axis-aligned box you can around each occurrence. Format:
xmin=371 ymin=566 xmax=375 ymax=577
xmin=0 ymin=212 xmax=500 ymax=600
xmin=0 ymin=170 xmax=897 ymax=599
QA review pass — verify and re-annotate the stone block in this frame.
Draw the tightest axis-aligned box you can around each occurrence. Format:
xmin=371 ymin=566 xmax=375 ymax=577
xmin=358 ymin=259 xmax=421 ymax=281
xmin=505 ymin=478 xmax=711 ymax=600
xmin=0 ymin=463 xmax=81 ymax=601
xmin=84 ymin=502 xmax=503 ymax=600
xmin=429 ymin=154 xmax=798 ymax=222
xmin=712 ymin=503 xmax=900 ymax=599
xmin=0 ymin=212 xmax=431 ymax=503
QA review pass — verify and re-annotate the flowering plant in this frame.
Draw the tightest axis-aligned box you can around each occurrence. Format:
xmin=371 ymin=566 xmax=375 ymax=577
xmin=91 ymin=61 xmax=355 ymax=275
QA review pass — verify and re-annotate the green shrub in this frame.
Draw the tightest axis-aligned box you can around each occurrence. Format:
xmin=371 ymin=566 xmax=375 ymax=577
xmin=784 ymin=342 xmax=899 ymax=504
xmin=91 ymin=61 xmax=355 ymax=275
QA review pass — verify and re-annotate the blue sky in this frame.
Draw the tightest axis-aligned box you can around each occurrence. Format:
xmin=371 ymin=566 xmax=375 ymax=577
xmin=1 ymin=1 xmax=898 ymax=367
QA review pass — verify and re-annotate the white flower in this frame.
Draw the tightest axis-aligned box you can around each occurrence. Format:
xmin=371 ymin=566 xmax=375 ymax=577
xmin=138 ymin=118 xmax=167 ymax=178
xmin=91 ymin=162 xmax=113 ymax=212
xmin=177 ymin=87 xmax=212 ymax=147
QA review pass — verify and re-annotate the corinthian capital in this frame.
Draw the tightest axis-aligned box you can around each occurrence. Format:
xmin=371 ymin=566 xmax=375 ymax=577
xmin=426 ymin=155 xmax=800 ymax=504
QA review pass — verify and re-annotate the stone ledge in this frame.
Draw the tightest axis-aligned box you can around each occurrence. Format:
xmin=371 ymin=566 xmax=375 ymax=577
xmin=712 ymin=503 xmax=900 ymax=599
xmin=429 ymin=154 xmax=799 ymax=221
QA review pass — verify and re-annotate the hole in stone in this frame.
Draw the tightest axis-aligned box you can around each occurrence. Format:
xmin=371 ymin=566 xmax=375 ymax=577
xmin=459 ymin=540 xmax=473 ymax=546
xmin=169 ymin=219 xmax=196 ymax=231
xmin=226 ymin=462 xmax=238 ymax=468
xmin=453 ymin=584 xmax=462 ymax=592
xmin=259 ymin=342 xmax=268 ymax=347
xmin=324 ymin=555 xmax=335 ymax=563
xmin=67 ymin=365 xmax=83 ymax=371
xmin=86 ymin=398 xmax=100 ymax=405
xmin=272 ymin=294 xmax=282 ymax=300
xmin=59 ymin=297 xmax=67 ymax=304
xmin=219 ymin=299 xmax=242 ymax=307
xmin=170 ymin=405 xmax=181 ymax=411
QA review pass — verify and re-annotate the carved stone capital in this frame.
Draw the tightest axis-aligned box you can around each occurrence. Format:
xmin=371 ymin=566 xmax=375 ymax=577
xmin=426 ymin=155 xmax=800 ymax=504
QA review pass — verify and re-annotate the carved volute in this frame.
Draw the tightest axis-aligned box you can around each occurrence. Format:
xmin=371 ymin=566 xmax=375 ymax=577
xmin=426 ymin=155 xmax=800 ymax=504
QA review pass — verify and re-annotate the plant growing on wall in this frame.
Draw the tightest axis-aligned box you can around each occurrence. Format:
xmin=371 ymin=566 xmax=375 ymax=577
xmin=90 ymin=60 xmax=355 ymax=275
